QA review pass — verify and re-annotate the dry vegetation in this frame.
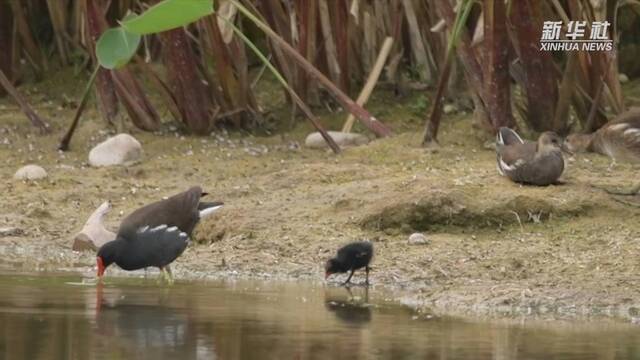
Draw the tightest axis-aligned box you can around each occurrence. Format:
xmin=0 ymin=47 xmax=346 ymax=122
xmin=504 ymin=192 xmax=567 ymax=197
xmin=1 ymin=0 xmax=640 ymax=320
xmin=1 ymin=72 xmax=640 ymax=318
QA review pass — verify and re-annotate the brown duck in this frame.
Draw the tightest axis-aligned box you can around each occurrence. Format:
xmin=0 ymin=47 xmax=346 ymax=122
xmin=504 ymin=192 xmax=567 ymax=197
xmin=496 ymin=128 xmax=569 ymax=186
xmin=566 ymin=108 xmax=640 ymax=195
xmin=565 ymin=107 xmax=640 ymax=164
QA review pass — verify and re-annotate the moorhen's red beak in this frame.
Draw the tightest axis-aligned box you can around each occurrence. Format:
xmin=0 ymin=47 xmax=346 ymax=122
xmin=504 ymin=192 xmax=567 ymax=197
xmin=96 ymin=257 xmax=105 ymax=278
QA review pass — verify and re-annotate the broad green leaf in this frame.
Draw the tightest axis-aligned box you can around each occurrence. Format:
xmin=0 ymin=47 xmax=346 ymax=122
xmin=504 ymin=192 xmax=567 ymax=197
xmin=121 ymin=0 xmax=214 ymax=35
xmin=95 ymin=27 xmax=141 ymax=69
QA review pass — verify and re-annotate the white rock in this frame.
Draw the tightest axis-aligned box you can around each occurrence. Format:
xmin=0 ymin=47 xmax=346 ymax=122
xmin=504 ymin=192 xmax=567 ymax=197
xmin=304 ymin=131 xmax=369 ymax=149
xmin=72 ymin=201 xmax=116 ymax=252
xmin=13 ymin=164 xmax=48 ymax=180
xmin=89 ymin=133 xmax=142 ymax=167
xmin=0 ymin=227 xmax=24 ymax=237
xmin=408 ymin=232 xmax=430 ymax=245
xmin=619 ymin=73 xmax=629 ymax=83
xmin=443 ymin=104 xmax=457 ymax=114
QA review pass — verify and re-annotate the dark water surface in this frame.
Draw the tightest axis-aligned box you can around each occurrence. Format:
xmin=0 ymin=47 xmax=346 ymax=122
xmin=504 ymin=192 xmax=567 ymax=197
xmin=0 ymin=273 xmax=638 ymax=360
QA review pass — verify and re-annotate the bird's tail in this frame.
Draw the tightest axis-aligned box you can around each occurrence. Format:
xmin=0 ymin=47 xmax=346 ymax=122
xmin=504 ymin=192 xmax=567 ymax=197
xmin=198 ymin=201 xmax=224 ymax=218
xmin=497 ymin=127 xmax=524 ymax=147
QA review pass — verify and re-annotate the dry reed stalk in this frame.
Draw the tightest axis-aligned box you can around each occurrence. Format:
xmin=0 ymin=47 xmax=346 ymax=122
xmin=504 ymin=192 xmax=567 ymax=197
xmin=134 ymin=56 xmax=182 ymax=122
xmin=332 ymin=0 xmax=349 ymax=92
xmin=422 ymin=49 xmax=453 ymax=146
xmin=59 ymin=67 xmax=100 ymax=151
xmin=160 ymin=28 xmax=211 ymax=134
xmin=553 ymin=52 xmax=578 ymax=133
xmin=8 ymin=0 xmax=47 ymax=75
xmin=200 ymin=17 xmax=236 ymax=115
xmin=232 ymin=0 xmax=392 ymax=137
xmin=318 ymin=0 xmax=341 ymax=86
xmin=509 ymin=0 xmax=558 ymax=132
xmin=0 ymin=69 xmax=50 ymax=133
xmin=45 ymin=0 xmax=70 ymax=66
xmin=0 ymin=1 xmax=14 ymax=94
xmin=342 ymin=37 xmax=394 ymax=133
xmin=484 ymin=0 xmax=514 ymax=131
xmin=112 ymin=69 xmax=160 ymax=131
xmin=84 ymin=0 xmax=119 ymax=124
xmin=402 ymin=0 xmax=431 ymax=81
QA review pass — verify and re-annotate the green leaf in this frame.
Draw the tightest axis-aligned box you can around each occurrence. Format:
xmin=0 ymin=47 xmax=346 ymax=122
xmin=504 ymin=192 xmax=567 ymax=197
xmin=95 ymin=27 xmax=141 ymax=69
xmin=121 ymin=0 xmax=214 ymax=35
xmin=447 ymin=0 xmax=474 ymax=54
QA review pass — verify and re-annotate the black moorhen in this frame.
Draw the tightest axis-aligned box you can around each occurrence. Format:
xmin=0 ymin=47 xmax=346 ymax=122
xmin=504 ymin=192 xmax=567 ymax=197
xmin=96 ymin=186 xmax=223 ymax=282
xmin=325 ymin=241 xmax=373 ymax=285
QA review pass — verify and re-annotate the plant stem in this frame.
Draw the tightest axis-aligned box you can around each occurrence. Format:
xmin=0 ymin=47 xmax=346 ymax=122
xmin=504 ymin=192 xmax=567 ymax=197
xmin=220 ymin=15 xmax=341 ymax=154
xmin=229 ymin=0 xmax=392 ymax=138
xmin=58 ymin=66 xmax=100 ymax=151
xmin=0 ymin=68 xmax=50 ymax=134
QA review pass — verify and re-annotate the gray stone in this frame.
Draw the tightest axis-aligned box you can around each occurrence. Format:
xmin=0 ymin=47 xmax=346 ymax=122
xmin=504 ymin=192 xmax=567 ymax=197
xmin=13 ymin=164 xmax=48 ymax=180
xmin=408 ymin=232 xmax=430 ymax=245
xmin=89 ymin=133 xmax=142 ymax=167
xmin=305 ymin=131 xmax=369 ymax=149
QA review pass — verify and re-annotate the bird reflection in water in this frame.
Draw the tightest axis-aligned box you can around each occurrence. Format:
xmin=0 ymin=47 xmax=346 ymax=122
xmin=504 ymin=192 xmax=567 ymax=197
xmin=92 ymin=282 xmax=208 ymax=359
xmin=324 ymin=286 xmax=372 ymax=325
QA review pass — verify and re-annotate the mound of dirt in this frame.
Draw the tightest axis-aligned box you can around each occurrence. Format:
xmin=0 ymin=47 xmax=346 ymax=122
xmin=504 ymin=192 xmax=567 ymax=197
xmin=361 ymin=189 xmax=598 ymax=233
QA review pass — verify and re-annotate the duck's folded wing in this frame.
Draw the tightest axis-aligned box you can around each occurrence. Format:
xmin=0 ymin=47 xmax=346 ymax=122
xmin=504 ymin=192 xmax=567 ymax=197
xmin=599 ymin=122 xmax=640 ymax=154
xmin=119 ymin=186 xmax=203 ymax=238
xmin=123 ymin=225 xmax=190 ymax=268
xmin=621 ymin=124 xmax=640 ymax=142
xmin=608 ymin=107 xmax=640 ymax=127
xmin=497 ymin=143 xmax=536 ymax=170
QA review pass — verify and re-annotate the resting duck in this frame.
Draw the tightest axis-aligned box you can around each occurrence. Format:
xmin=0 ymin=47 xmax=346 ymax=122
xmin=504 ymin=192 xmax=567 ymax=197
xmin=96 ymin=186 xmax=223 ymax=282
xmin=325 ymin=241 xmax=373 ymax=285
xmin=565 ymin=108 xmax=640 ymax=164
xmin=496 ymin=128 xmax=569 ymax=186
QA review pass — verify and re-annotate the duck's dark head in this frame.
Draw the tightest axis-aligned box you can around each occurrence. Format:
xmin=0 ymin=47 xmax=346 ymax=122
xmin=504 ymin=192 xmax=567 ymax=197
xmin=539 ymin=132 xmax=572 ymax=155
xmin=324 ymin=258 xmax=341 ymax=279
xmin=96 ymin=240 xmax=118 ymax=277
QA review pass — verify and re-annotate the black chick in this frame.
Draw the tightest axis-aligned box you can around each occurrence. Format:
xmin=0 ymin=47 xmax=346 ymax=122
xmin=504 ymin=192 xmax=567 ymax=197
xmin=325 ymin=241 xmax=373 ymax=285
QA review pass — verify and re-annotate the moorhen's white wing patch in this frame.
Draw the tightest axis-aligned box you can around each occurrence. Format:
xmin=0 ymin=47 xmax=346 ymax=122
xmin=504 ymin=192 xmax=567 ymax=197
xmin=199 ymin=205 xmax=223 ymax=218
xmin=149 ymin=225 xmax=168 ymax=232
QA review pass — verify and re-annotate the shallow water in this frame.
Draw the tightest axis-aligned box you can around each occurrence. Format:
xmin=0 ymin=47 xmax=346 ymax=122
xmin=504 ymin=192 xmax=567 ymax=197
xmin=0 ymin=273 xmax=639 ymax=360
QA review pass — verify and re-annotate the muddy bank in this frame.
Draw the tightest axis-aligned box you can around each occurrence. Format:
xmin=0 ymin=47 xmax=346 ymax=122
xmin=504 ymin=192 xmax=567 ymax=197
xmin=1 ymin=78 xmax=640 ymax=321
